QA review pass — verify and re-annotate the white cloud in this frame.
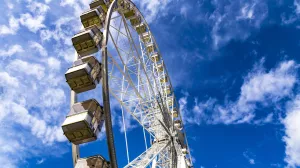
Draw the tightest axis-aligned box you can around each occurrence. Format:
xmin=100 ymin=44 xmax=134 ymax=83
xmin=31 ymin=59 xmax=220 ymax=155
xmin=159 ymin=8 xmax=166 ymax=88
xmin=41 ymin=88 xmax=66 ymax=108
xmin=19 ymin=13 xmax=46 ymax=33
xmin=6 ymin=102 xmax=66 ymax=143
xmin=0 ymin=1 xmax=49 ymax=35
xmin=27 ymin=1 xmax=50 ymax=15
xmin=29 ymin=41 xmax=48 ymax=57
xmin=243 ymin=151 xmax=256 ymax=165
xmin=36 ymin=158 xmax=45 ymax=165
xmin=0 ymin=16 xmax=20 ymax=35
xmin=253 ymin=113 xmax=273 ymax=125
xmin=179 ymin=91 xmax=190 ymax=124
xmin=0 ymin=1 xmax=91 ymax=167
xmin=0 ymin=105 xmax=67 ymax=167
xmin=6 ymin=59 xmax=45 ymax=80
xmin=134 ymin=0 xmax=173 ymax=23
xmin=0 ymin=45 xmax=24 ymax=58
xmin=215 ymin=60 xmax=297 ymax=124
xmin=6 ymin=1 xmax=14 ymax=9
xmin=237 ymin=3 xmax=255 ymax=20
xmin=47 ymin=57 xmax=61 ymax=70
xmin=21 ymin=1 xmax=49 ymax=33
xmin=45 ymin=0 xmax=52 ymax=3
xmin=117 ymin=109 xmax=137 ymax=133
xmin=209 ymin=0 xmax=268 ymax=48
xmin=0 ymin=77 xmax=68 ymax=166
xmin=238 ymin=60 xmax=296 ymax=105
xmin=283 ymin=95 xmax=300 ymax=168
xmin=0 ymin=72 xmax=19 ymax=88
xmin=182 ymin=60 xmax=298 ymax=125
xmin=181 ymin=97 xmax=216 ymax=125
xmin=57 ymin=47 xmax=77 ymax=62
xmin=60 ymin=0 xmax=89 ymax=17
xmin=0 ymin=66 xmax=68 ymax=167
xmin=295 ymin=0 xmax=300 ymax=14
xmin=39 ymin=16 xmax=81 ymax=49
xmin=180 ymin=4 xmax=190 ymax=19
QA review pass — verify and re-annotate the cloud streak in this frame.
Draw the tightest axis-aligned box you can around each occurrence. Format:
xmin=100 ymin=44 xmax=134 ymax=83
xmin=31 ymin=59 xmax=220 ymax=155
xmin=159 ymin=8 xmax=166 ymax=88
xmin=0 ymin=45 xmax=24 ymax=58
xmin=209 ymin=0 xmax=268 ymax=48
xmin=283 ymin=95 xmax=300 ymax=168
xmin=181 ymin=60 xmax=298 ymax=125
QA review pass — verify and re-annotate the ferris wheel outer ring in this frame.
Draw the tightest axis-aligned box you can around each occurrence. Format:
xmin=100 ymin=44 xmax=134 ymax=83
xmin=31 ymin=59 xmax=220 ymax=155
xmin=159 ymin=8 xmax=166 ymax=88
xmin=101 ymin=0 xmax=193 ymax=167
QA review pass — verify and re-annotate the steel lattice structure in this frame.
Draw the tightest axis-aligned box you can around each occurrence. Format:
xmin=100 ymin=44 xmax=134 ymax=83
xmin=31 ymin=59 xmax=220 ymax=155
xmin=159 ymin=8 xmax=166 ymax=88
xmin=62 ymin=0 xmax=193 ymax=167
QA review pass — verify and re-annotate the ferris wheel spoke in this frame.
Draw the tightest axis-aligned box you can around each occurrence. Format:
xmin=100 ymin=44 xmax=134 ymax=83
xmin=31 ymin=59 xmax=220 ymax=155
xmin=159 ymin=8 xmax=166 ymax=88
xmin=124 ymin=140 xmax=171 ymax=168
xmin=61 ymin=0 xmax=194 ymax=167
xmin=103 ymin=0 xmax=194 ymax=167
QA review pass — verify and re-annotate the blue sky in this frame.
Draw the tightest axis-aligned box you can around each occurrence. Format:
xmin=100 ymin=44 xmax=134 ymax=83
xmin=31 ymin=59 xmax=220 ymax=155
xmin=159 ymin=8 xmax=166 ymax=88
xmin=1 ymin=0 xmax=300 ymax=168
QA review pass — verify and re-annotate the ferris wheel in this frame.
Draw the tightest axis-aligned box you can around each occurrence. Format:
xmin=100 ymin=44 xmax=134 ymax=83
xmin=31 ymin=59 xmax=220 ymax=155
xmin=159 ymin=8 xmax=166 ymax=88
xmin=60 ymin=0 xmax=193 ymax=167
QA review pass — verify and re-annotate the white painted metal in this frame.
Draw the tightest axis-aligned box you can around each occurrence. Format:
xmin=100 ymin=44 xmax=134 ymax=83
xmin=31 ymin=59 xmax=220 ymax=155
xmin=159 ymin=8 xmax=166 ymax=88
xmin=124 ymin=141 xmax=170 ymax=168
xmin=71 ymin=53 xmax=80 ymax=167
xmin=104 ymin=0 xmax=193 ymax=167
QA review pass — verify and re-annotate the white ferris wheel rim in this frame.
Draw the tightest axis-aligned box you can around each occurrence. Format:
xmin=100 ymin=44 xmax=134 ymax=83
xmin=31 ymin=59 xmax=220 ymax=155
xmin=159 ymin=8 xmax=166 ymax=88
xmin=101 ymin=0 xmax=194 ymax=167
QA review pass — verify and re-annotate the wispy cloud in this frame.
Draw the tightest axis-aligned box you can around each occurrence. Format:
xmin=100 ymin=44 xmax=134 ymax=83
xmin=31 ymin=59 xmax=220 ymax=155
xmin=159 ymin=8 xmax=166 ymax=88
xmin=181 ymin=60 xmax=298 ymax=125
xmin=294 ymin=0 xmax=300 ymax=14
xmin=180 ymin=4 xmax=191 ymax=19
xmin=0 ymin=16 xmax=20 ymax=36
xmin=243 ymin=151 xmax=256 ymax=165
xmin=36 ymin=158 xmax=45 ymax=165
xmin=0 ymin=1 xmax=49 ymax=35
xmin=209 ymin=0 xmax=268 ymax=49
xmin=29 ymin=41 xmax=48 ymax=57
xmin=283 ymin=95 xmax=300 ymax=168
xmin=0 ymin=67 xmax=67 ymax=167
xmin=117 ymin=110 xmax=137 ymax=133
xmin=134 ymin=0 xmax=173 ymax=23
xmin=0 ymin=45 xmax=24 ymax=58
xmin=19 ymin=13 xmax=46 ymax=32
xmin=6 ymin=59 xmax=45 ymax=79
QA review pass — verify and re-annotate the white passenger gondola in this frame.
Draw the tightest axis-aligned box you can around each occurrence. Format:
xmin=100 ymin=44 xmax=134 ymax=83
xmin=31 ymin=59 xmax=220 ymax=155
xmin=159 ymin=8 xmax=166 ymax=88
xmin=75 ymin=155 xmax=110 ymax=168
xmin=62 ymin=99 xmax=104 ymax=145
xmin=146 ymin=42 xmax=155 ymax=53
xmin=174 ymin=120 xmax=183 ymax=130
xmin=135 ymin=23 xmax=147 ymax=35
xmin=123 ymin=8 xmax=135 ymax=19
xmin=160 ymin=75 xmax=168 ymax=83
xmin=72 ymin=25 xmax=103 ymax=57
xmin=118 ymin=0 xmax=130 ymax=12
xmin=167 ymin=96 xmax=173 ymax=106
xmin=185 ymin=157 xmax=192 ymax=167
xmin=141 ymin=32 xmax=151 ymax=43
xmin=89 ymin=0 xmax=112 ymax=12
xmin=65 ymin=56 xmax=101 ymax=93
xmin=80 ymin=6 xmax=106 ymax=29
xmin=151 ymin=52 xmax=161 ymax=62
xmin=156 ymin=63 xmax=164 ymax=72
xmin=176 ymin=128 xmax=185 ymax=146
xmin=182 ymin=146 xmax=188 ymax=155
xmin=171 ymin=108 xmax=179 ymax=118
xmin=164 ymin=85 xmax=171 ymax=95
xmin=130 ymin=15 xmax=142 ymax=27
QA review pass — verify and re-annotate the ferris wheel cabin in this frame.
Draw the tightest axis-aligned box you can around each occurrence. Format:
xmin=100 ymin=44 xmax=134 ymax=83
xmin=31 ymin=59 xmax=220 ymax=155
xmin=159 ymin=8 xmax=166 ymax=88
xmin=62 ymin=99 xmax=104 ymax=145
xmin=65 ymin=56 xmax=102 ymax=93
xmin=72 ymin=25 xmax=103 ymax=57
